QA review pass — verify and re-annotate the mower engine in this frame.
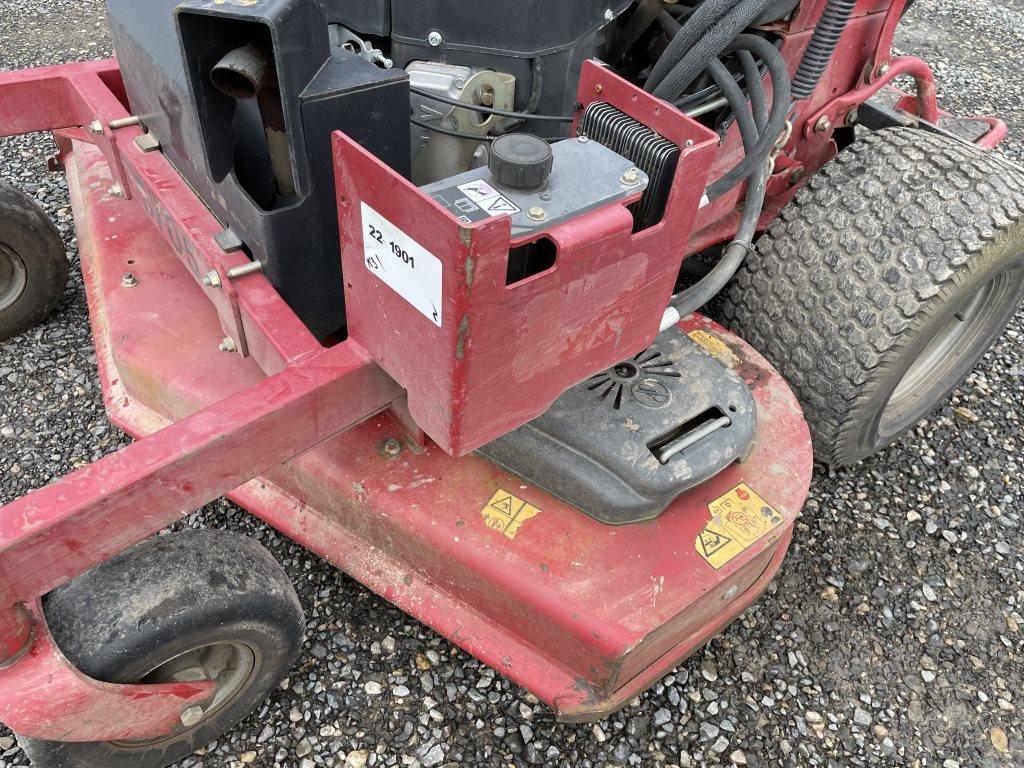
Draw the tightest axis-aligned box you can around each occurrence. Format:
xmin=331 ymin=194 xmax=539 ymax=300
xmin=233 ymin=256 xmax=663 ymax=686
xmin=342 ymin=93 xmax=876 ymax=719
xmin=104 ymin=0 xmax=778 ymax=521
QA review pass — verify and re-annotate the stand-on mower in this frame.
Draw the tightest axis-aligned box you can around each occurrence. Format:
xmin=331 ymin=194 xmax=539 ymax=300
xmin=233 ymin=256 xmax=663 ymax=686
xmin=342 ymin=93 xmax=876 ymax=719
xmin=1 ymin=1 xmax=1022 ymax=765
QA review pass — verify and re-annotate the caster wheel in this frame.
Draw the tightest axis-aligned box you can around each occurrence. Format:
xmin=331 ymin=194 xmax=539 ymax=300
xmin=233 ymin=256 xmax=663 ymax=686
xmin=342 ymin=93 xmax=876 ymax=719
xmin=0 ymin=180 xmax=68 ymax=341
xmin=16 ymin=529 xmax=305 ymax=768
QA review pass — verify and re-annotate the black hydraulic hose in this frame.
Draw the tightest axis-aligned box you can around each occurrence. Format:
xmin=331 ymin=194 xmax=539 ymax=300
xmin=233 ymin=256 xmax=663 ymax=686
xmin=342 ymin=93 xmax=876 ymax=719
xmin=737 ymin=50 xmax=768 ymax=131
xmin=651 ymin=0 xmax=777 ymax=101
xmin=706 ymin=35 xmax=791 ymax=200
xmin=707 ymin=58 xmax=760 ymax=152
xmin=645 ymin=0 xmax=736 ymax=93
xmin=670 ymin=164 xmax=769 ymax=318
xmin=791 ymin=0 xmax=857 ymax=100
xmin=668 ymin=70 xmax=770 ymax=319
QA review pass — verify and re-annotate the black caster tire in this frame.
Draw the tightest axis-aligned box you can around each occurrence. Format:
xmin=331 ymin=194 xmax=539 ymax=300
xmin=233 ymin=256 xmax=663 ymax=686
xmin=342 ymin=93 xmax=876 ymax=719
xmin=16 ymin=529 xmax=305 ymax=768
xmin=0 ymin=181 xmax=68 ymax=341
xmin=721 ymin=127 xmax=1024 ymax=465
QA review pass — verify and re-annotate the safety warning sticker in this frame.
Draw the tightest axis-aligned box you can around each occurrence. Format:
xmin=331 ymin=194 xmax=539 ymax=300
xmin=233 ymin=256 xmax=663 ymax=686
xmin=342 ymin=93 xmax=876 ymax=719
xmin=688 ymin=329 xmax=739 ymax=369
xmin=360 ymin=202 xmax=443 ymax=327
xmin=457 ymin=180 xmax=522 ymax=216
xmin=696 ymin=483 xmax=784 ymax=569
xmin=481 ymin=489 xmax=540 ymax=540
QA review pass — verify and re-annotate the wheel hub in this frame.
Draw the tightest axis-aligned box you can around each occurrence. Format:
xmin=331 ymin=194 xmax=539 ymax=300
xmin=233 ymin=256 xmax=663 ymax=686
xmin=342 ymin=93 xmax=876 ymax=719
xmin=112 ymin=642 xmax=256 ymax=748
xmin=0 ymin=243 xmax=28 ymax=313
xmin=879 ymin=271 xmax=1016 ymax=438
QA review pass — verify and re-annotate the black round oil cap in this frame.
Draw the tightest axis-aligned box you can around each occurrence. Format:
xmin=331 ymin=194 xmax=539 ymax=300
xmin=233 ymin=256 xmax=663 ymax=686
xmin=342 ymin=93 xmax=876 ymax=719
xmin=488 ymin=133 xmax=553 ymax=190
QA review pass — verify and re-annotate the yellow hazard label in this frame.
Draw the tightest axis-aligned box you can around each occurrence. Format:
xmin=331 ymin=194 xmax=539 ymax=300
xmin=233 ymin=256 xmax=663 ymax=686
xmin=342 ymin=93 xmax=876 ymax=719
xmin=481 ymin=489 xmax=540 ymax=539
xmin=696 ymin=483 xmax=784 ymax=569
xmin=688 ymin=330 xmax=739 ymax=368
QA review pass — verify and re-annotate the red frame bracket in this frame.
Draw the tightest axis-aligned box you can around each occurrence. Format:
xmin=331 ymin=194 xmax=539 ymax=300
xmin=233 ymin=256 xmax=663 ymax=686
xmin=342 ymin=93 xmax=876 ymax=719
xmin=0 ymin=602 xmax=216 ymax=742
xmin=0 ymin=61 xmax=321 ymax=372
xmin=804 ymin=54 xmax=939 ymax=138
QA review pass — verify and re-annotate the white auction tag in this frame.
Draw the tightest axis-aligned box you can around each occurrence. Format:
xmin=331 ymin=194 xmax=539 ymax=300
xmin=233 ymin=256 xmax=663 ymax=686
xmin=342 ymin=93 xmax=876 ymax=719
xmin=360 ymin=202 xmax=443 ymax=327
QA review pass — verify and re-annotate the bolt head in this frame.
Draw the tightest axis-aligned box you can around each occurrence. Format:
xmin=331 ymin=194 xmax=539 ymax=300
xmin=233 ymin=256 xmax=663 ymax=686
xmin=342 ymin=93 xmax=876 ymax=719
xmin=108 ymin=184 xmax=124 ymax=198
xmin=87 ymin=120 xmax=103 ymax=134
xmin=604 ymin=8 xmax=615 ymax=22
xmin=383 ymin=437 xmax=402 ymax=457
xmin=620 ymin=168 xmax=640 ymax=186
xmin=202 ymin=270 xmax=221 ymax=288
xmin=121 ymin=272 xmax=138 ymax=288
xmin=527 ymin=206 xmax=547 ymax=222
xmin=427 ymin=30 xmax=443 ymax=47
xmin=180 ymin=706 xmax=205 ymax=728
xmin=876 ymin=62 xmax=890 ymax=78
xmin=219 ymin=337 xmax=236 ymax=353
xmin=814 ymin=116 xmax=832 ymax=133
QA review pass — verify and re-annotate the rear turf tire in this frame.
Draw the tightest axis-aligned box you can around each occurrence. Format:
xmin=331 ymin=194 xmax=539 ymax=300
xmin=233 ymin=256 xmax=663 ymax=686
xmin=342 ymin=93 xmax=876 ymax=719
xmin=721 ymin=127 xmax=1024 ymax=465
xmin=17 ymin=529 xmax=304 ymax=768
xmin=0 ymin=181 xmax=68 ymax=341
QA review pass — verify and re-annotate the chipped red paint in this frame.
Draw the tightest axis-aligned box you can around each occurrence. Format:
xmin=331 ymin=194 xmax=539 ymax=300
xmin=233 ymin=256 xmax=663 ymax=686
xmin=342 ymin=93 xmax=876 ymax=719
xmin=0 ymin=4 xmax=1009 ymax=739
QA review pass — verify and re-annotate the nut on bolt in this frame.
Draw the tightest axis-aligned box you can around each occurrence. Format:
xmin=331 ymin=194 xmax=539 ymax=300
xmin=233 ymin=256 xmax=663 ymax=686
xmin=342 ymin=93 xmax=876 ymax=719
xmin=219 ymin=337 xmax=236 ymax=353
xmin=202 ymin=270 xmax=221 ymax=288
xmin=179 ymin=706 xmax=204 ymax=728
xmin=383 ymin=437 xmax=402 ymax=457
xmin=121 ymin=272 xmax=138 ymax=288
xmin=876 ymin=61 xmax=891 ymax=78
xmin=814 ymin=115 xmax=832 ymax=133
xmin=87 ymin=119 xmax=103 ymax=134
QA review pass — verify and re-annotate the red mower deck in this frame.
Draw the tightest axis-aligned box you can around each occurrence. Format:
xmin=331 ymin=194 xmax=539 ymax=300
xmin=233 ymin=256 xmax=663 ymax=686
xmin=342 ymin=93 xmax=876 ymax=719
xmin=66 ymin=138 xmax=811 ymax=722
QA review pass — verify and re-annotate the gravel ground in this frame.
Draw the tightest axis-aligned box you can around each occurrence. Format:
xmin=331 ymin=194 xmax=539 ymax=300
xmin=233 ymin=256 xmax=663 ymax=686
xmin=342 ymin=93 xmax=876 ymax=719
xmin=1 ymin=2 xmax=1023 ymax=767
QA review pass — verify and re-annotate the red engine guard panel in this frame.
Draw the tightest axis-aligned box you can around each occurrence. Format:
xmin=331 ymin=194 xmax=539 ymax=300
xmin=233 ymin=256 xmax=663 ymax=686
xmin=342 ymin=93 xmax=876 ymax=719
xmin=334 ymin=62 xmax=721 ymax=457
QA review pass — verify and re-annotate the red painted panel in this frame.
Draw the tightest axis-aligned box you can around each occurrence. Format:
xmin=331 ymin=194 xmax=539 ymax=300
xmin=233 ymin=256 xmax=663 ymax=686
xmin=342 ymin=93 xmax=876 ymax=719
xmin=334 ymin=63 xmax=720 ymax=456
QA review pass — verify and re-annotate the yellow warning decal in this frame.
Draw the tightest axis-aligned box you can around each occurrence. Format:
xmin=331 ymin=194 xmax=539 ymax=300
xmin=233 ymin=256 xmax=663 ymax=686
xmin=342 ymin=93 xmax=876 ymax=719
xmin=481 ymin=489 xmax=541 ymax=540
xmin=696 ymin=483 xmax=784 ymax=569
xmin=688 ymin=330 xmax=739 ymax=368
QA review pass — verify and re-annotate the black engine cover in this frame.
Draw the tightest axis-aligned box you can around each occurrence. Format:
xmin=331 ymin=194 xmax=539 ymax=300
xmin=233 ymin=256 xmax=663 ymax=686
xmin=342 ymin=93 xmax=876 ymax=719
xmin=479 ymin=328 xmax=757 ymax=525
xmin=107 ymin=0 xmax=411 ymax=340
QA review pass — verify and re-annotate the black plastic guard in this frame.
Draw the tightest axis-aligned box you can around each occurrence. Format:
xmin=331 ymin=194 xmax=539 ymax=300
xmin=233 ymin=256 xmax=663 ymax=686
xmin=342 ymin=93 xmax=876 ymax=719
xmin=478 ymin=327 xmax=757 ymax=525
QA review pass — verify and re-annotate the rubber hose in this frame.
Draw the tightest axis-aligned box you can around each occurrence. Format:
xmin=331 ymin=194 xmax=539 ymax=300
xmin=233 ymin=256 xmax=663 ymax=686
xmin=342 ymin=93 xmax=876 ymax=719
xmin=717 ymin=55 xmax=769 ymax=135
xmin=645 ymin=0 xmax=736 ymax=92
xmin=669 ymin=162 xmax=769 ymax=318
xmin=707 ymin=58 xmax=760 ymax=152
xmin=737 ymin=50 xmax=769 ymax=131
xmin=791 ymin=0 xmax=856 ymax=100
xmin=652 ymin=0 xmax=776 ymax=101
xmin=668 ymin=73 xmax=770 ymax=319
xmin=706 ymin=35 xmax=791 ymax=200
